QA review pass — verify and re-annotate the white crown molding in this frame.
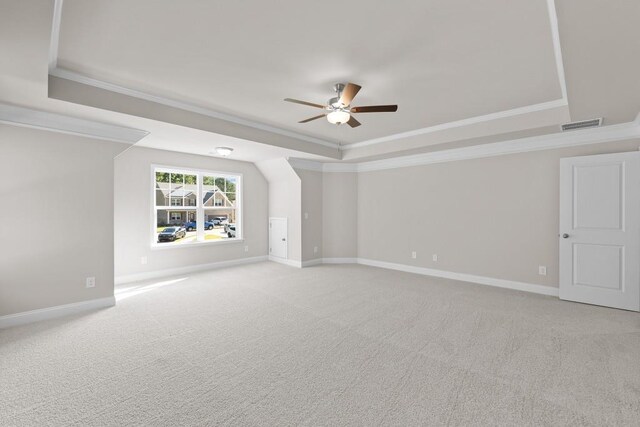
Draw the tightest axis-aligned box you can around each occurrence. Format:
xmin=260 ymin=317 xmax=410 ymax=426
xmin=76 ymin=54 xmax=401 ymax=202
xmin=49 ymin=68 xmax=340 ymax=150
xmin=289 ymin=158 xmax=359 ymax=173
xmin=114 ymin=255 xmax=268 ymax=285
xmin=342 ymin=0 xmax=569 ymax=150
xmin=356 ymin=118 xmax=640 ymax=172
xmin=290 ymin=117 xmax=640 ymax=173
xmin=0 ymin=103 xmax=149 ymax=144
xmin=0 ymin=296 xmax=115 ymax=329
xmin=546 ymin=0 xmax=568 ymax=102
xmin=48 ymin=0 xmax=64 ymax=70
xmin=322 ymin=162 xmax=360 ymax=173
xmin=344 ymin=99 xmax=568 ymax=150
xmin=47 ymin=0 xmax=570 ymax=153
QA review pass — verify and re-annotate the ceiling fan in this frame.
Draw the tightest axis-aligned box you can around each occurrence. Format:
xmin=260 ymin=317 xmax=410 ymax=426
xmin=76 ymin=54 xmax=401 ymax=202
xmin=284 ymin=83 xmax=398 ymax=128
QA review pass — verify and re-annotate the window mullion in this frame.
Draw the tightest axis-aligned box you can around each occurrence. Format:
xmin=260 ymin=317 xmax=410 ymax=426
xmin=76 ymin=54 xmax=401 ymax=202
xmin=196 ymin=173 xmax=204 ymax=241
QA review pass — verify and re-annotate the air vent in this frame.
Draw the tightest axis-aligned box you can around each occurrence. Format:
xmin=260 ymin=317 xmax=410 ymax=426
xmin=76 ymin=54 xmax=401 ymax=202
xmin=561 ymin=118 xmax=602 ymax=131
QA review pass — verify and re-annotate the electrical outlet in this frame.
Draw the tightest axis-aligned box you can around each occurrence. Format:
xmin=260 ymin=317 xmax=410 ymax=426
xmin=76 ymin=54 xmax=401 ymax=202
xmin=244 ymin=245 xmax=249 ymax=252
xmin=432 ymin=254 xmax=438 ymax=262
xmin=304 ymin=212 xmax=309 ymax=219
xmin=411 ymin=251 xmax=417 ymax=259
xmin=85 ymin=277 xmax=96 ymax=288
xmin=538 ymin=266 xmax=547 ymax=276
xmin=141 ymin=256 xmax=147 ymax=265
xmin=314 ymin=246 xmax=318 ymax=254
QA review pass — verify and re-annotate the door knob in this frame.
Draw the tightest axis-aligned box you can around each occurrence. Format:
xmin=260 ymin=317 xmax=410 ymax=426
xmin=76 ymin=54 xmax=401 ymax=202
xmin=282 ymin=238 xmax=286 ymax=241
xmin=562 ymin=233 xmax=569 ymax=239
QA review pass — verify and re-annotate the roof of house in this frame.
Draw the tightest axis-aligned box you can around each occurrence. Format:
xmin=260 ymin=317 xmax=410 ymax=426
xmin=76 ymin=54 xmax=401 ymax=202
xmin=156 ymin=182 xmax=234 ymax=207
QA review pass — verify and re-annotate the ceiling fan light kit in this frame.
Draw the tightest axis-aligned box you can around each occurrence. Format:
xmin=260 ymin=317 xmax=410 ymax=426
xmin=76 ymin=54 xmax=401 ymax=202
xmin=284 ymin=82 xmax=398 ymax=128
xmin=327 ymin=110 xmax=350 ymax=125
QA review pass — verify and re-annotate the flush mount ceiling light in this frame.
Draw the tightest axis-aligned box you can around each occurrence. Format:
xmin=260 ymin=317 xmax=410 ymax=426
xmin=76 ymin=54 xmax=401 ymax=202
xmin=213 ymin=147 xmax=233 ymax=157
xmin=284 ymin=83 xmax=398 ymax=128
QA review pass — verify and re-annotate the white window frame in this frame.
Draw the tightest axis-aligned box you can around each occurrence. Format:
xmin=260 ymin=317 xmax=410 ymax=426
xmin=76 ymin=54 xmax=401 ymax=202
xmin=151 ymin=165 xmax=243 ymax=249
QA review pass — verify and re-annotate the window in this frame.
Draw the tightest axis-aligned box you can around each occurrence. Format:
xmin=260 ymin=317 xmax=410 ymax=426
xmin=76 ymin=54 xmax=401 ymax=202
xmin=154 ymin=166 xmax=241 ymax=246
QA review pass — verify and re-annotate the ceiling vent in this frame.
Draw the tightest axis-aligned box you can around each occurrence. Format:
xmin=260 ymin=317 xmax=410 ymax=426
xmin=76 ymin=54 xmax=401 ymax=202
xmin=561 ymin=118 xmax=602 ymax=132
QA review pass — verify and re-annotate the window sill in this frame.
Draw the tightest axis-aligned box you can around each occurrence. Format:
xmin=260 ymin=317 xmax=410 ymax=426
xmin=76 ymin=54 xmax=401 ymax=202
xmin=151 ymin=238 xmax=244 ymax=251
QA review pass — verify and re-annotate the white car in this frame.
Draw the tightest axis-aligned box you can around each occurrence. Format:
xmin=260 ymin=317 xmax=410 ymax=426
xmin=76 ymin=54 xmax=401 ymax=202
xmin=227 ymin=224 xmax=236 ymax=238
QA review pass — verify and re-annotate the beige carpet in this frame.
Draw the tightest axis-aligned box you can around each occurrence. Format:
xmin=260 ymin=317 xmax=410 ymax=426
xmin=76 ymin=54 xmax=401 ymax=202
xmin=1 ymin=262 xmax=639 ymax=426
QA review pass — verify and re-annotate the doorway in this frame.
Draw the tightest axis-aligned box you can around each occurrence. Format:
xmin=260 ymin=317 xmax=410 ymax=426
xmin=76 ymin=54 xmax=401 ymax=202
xmin=559 ymin=151 xmax=640 ymax=311
xmin=269 ymin=217 xmax=288 ymax=260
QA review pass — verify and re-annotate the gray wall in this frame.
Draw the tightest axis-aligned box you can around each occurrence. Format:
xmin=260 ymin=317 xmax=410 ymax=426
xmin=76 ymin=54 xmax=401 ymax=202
xmin=295 ymin=168 xmax=323 ymax=262
xmin=256 ymin=158 xmax=301 ymax=262
xmin=0 ymin=124 xmax=127 ymax=316
xmin=114 ymin=146 xmax=268 ymax=278
xmin=357 ymin=139 xmax=640 ymax=287
xmin=323 ymin=172 xmax=358 ymax=259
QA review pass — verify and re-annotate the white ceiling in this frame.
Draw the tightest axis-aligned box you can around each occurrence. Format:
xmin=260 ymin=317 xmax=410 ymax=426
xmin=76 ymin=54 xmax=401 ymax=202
xmin=136 ymin=124 xmax=330 ymax=163
xmin=56 ymin=0 xmax=563 ymax=145
xmin=0 ymin=0 xmax=638 ymax=163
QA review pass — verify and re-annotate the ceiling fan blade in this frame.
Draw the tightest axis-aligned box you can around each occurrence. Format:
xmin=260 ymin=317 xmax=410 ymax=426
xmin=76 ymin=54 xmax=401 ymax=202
xmin=351 ymin=105 xmax=398 ymax=113
xmin=298 ymin=114 xmax=326 ymax=123
xmin=338 ymin=83 xmax=361 ymax=106
xmin=347 ymin=116 xmax=361 ymax=128
xmin=284 ymin=98 xmax=326 ymax=109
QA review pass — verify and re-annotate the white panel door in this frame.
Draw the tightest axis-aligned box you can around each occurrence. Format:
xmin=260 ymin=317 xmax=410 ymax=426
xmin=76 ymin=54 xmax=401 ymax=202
xmin=559 ymin=151 xmax=640 ymax=311
xmin=269 ymin=217 xmax=288 ymax=259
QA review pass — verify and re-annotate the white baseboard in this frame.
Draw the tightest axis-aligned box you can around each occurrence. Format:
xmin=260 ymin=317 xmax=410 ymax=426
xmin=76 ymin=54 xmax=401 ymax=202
xmin=323 ymin=257 xmax=359 ymax=264
xmin=301 ymin=258 xmax=323 ymax=267
xmin=285 ymin=257 xmax=558 ymax=297
xmin=115 ymin=255 xmax=268 ymax=285
xmin=356 ymin=258 xmax=559 ymax=297
xmin=269 ymin=255 xmax=302 ymax=268
xmin=0 ymin=296 xmax=115 ymax=329
xmin=273 ymin=257 xmax=358 ymax=268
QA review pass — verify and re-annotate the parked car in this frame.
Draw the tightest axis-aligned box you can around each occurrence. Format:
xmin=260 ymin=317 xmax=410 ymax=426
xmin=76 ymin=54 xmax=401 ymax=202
xmin=158 ymin=226 xmax=186 ymax=242
xmin=227 ymin=224 xmax=236 ymax=238
xmin=183 ymin=221 xmax=215 ymax=231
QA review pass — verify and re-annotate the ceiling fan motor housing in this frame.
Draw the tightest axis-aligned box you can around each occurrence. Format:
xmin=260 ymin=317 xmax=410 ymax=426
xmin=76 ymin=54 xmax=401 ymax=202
xmin=329 ymin=97 xmax=343 ymax=109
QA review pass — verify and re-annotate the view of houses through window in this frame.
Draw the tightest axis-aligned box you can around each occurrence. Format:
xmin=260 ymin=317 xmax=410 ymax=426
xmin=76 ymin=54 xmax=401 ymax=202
xmin=154 ymin=167 xmax=240 ymax=245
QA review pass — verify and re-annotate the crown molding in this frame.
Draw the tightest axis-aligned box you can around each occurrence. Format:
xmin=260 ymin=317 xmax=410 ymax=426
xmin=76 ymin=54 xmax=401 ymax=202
xmin=322 ymin=162 xmax=360 ymax=172
xmin=48 ymin=0 xmax=570 ymax=154
xmin=48 ymin=0 xmax=64 ymax=70
xmin=49 ymin=68 xmax=341 ymax=151
xmin=290 ymin=117 xmax=640 ymax=173
xmin=342 ymin=0 xmax=569 ymax=150
xmin=343 ymin=98 xmax=568 ymax=150
xmin=546 ymin=0 xmax=568 ymax=102
xmin=0 ymin=103 xmax=149 ymax=144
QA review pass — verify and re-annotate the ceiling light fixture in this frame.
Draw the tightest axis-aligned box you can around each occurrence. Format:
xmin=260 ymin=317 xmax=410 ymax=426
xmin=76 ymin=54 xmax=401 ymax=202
xmin=214 ymin=147 xmax=233 ymax=157
xmin=326 ymin=110 xmax=350 ymax=125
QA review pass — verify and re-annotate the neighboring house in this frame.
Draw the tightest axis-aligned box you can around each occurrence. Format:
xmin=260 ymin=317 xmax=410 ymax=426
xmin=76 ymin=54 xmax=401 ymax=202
xmin=156 ymin=182 xmax=236 ymax=225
